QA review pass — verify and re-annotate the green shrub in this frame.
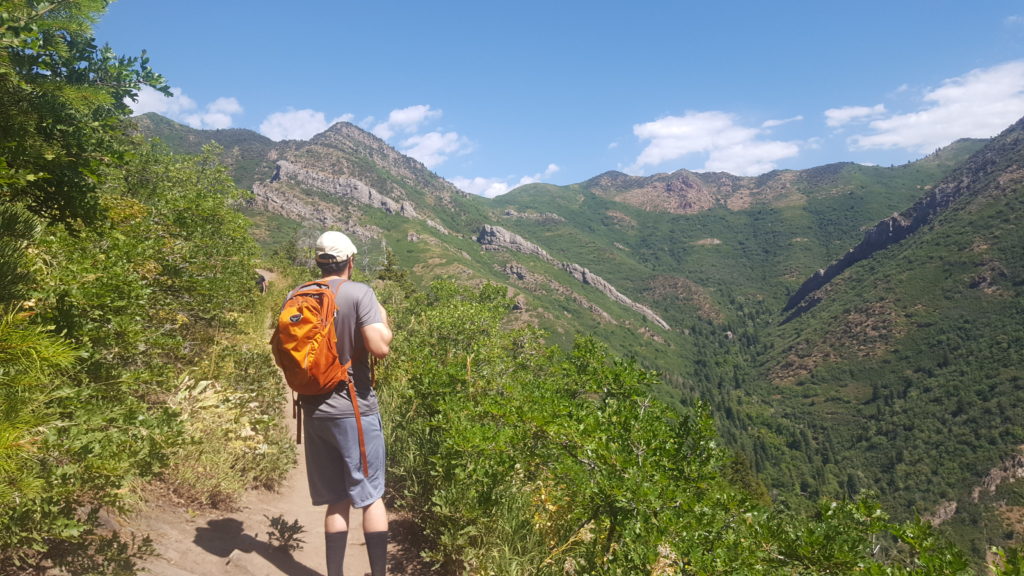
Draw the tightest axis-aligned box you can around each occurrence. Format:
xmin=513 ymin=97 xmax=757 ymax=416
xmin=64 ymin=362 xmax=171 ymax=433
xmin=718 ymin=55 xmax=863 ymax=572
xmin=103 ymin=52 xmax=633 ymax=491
xmin=376 ymin=280 xmax=976 ymax=575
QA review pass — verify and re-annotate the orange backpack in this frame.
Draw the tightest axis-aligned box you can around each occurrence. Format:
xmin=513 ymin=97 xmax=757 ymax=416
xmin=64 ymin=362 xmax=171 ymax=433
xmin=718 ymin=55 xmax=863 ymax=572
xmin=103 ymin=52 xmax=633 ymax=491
xmin=271 ymin=280 xmax=353 ymax=441
xmin=270 ymin=280 xmax=372 ymax=475
xmin=271 ymin=279 xmax=351 ymax=396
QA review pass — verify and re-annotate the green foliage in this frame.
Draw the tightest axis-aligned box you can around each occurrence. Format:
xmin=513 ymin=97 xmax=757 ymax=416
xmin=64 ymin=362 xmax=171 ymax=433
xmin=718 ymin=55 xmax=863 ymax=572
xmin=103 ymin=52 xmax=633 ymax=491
xmin=377 ymin=279 xmax=977 ymax=575
xmin=0 ymin=0 xmax=169 ymax=225
xmin=0 ymin=311 xmax=78 ymax=563
xmin=130 ymin=113 xmax=278 ymax=190
xmin=991 ymin=546 xmax=1024 ymax=575
xmin=0 ymin=158 xmax=288 ymax=571
xmin=37 ymin=141 xmax=259 ymax=385
xmin=0 ymin=251 xmax=179 ymax=568
xmin=0 ymin=197 xmax=82 ymax=570
xmin=480 ymin=137 xmax=1019 ymax=564
xmin=161 ymin=333 xmax=295 ymax=509
xmin=0 ymin=203 xmax=40 ymax=304
xmin=264 ymin=515 xmax=306 ymax=554
xmin=749 ymin=167 xmax=1024 ymax=563
xmin=0 ymin=6 xmax=290 ymax=566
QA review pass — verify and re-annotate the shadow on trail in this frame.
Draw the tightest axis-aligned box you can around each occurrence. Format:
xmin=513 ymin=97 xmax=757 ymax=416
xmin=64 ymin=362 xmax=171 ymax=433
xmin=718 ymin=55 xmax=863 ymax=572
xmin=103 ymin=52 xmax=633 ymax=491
xmin=194 ymin=518 xmax=320 ymax=576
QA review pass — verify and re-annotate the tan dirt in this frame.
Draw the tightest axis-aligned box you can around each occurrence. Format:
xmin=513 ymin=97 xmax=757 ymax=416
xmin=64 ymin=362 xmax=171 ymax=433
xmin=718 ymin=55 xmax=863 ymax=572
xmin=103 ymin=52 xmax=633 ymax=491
xmin=119 ymin=403 xmax=433 ymax=575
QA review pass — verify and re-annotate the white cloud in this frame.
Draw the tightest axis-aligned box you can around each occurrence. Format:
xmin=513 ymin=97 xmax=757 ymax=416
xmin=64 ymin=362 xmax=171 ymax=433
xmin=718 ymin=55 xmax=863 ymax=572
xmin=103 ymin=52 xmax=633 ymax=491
xmin=629 ymin=111 xmax=800 ymax=176
xmin=850 ymin=60 xmax=1024 ymax=152
xmin=259 ymin=109 xmax=354 ymax=141
xmin=128 ymin=85 xmax=197 ymax=117
xmin=364 ymin=103 xmax=477 ymax=169
xmin=451 ymin=176 xmax=514 ymax=198
xmin=451 ymin=163 xmax=561 ymax=198
xmin=208 ymin=97 xmax=243 ymax=115
xmin=126 ymin=86 xmax=244 ymax=129
xmin=372 ymin=105 xmax=442 ymax=140
xmin=825 ymin=104 xmax=887 ymax=128
xmin=184 ymin=97 xmax=244 ymax=129
xmin=517 ymin=163 xmax=560 ymax=186
xmin=399 ymin=131 xmax=470 ymax=168
xmin=762 ymin=115 xmax=804 ymax=128
xmin=705 ymin=141 xmax=800 ymax=175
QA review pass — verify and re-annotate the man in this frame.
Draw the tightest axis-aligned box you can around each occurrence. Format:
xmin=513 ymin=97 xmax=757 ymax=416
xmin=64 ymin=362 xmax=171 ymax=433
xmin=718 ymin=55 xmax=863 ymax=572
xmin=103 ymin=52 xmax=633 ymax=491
xmin=300 ymin=230 xmax=393 ymax=576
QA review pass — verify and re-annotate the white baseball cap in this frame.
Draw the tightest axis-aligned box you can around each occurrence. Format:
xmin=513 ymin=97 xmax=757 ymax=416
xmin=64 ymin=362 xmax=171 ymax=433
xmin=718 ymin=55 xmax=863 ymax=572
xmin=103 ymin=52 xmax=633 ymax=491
xmin=315 ymin=231 xmax=358 ymax=263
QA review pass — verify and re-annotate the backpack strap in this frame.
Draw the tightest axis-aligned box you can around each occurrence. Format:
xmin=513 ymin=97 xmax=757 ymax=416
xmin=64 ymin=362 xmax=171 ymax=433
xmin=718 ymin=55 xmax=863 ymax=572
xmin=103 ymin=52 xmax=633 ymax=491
xmin=348 ymin=378 xmax=370 ymax=477
xmin=330 ymin=278 xmax=370 ymax=476
xmin=294 ymin=391 xmax=302 ymax=444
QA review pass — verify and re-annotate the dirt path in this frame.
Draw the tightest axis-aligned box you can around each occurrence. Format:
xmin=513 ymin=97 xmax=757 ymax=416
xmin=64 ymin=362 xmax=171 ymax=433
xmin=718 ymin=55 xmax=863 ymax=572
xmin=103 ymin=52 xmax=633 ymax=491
xmin=117 ymin=269 xmax=432 ymax=575
xmin=120 ymin=397 xmax=432 ymax=575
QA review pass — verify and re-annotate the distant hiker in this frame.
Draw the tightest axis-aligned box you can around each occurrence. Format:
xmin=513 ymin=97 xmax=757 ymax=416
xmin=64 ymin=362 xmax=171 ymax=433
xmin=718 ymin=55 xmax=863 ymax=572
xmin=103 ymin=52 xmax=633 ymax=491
xmin=276 ymin=231 xmax=393 ymax=576
xmin=255 ymin=272 xmax=267 ymax=294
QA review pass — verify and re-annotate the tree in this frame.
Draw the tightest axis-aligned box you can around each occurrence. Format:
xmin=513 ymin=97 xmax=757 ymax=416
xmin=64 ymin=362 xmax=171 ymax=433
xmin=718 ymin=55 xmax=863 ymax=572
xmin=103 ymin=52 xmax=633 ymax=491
xmin=0 ymin=0 xmax=169 ymax=225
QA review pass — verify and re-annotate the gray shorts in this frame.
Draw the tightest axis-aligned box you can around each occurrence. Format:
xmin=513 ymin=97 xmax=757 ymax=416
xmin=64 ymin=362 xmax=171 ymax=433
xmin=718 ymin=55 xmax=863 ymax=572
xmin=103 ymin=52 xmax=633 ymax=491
xmin=303 ymin=413 xmax=385 ymax=508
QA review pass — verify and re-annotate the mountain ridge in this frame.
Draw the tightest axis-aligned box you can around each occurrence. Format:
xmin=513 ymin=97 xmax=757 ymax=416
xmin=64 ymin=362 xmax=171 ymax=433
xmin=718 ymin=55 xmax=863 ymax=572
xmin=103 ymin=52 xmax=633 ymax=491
xmin=783 ymin=119 xmax=1024 ymax=319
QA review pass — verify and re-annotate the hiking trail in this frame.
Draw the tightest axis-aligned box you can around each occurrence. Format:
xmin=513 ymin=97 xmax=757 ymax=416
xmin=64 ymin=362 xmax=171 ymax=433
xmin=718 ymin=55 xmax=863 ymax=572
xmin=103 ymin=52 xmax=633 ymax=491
xmin=119 ymin=271 xmax=431 ymax=575
xmin=120 ymin=402 xmax=431 ymax=576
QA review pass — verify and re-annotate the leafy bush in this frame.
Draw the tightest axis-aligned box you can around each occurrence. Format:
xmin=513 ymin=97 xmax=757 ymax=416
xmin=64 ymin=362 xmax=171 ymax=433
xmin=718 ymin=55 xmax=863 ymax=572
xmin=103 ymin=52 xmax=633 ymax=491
xmin=0 ymin=2 xmax=289 ymax=570
xmin=376 ymin=279 xmax=979 ymax=574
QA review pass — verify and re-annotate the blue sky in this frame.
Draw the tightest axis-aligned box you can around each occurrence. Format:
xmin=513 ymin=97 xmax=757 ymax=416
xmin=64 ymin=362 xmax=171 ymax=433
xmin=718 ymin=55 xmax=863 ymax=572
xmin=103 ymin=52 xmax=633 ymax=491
xmin=95 ymin=1 xmax=1024 ymax=197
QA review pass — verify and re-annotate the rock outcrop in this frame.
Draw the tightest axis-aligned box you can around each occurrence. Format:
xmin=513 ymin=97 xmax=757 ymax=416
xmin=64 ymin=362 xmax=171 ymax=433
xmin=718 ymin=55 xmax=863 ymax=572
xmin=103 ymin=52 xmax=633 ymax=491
xmin=253 ymin=159 xmax=454 ymax=236
xmin=585 ymin=170 xmax=716 ymax=214
xmin=478 ymin=225 xmax=670 ymax=330
xmin=501 ymin=208 xmax=566 ymax=223
xmin=973 ymin=448 xmax=1024 ymax=502
xmin=783 ymin=210 xmax=917 ymax=317
xmin=477 ymin=224 xmax=552 ymax=260
xmin=276 ymin=160 xmax=416 ymax=216
xmin=927 ymin=447 xmax=1024 ymax=528
xmin=582 ymin=166 xmax=842 ymax=214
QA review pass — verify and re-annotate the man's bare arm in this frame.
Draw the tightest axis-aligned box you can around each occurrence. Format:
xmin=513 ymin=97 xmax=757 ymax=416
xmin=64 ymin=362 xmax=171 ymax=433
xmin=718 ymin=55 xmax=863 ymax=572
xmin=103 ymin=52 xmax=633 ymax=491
xmin=362 ymin=304 xmax=393 ymax=358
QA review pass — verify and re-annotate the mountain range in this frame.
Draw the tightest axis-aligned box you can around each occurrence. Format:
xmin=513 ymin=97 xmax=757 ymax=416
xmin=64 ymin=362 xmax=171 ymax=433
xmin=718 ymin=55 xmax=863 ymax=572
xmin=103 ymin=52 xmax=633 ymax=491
xmin=133 ymin=111 xmax=1024 ymax=558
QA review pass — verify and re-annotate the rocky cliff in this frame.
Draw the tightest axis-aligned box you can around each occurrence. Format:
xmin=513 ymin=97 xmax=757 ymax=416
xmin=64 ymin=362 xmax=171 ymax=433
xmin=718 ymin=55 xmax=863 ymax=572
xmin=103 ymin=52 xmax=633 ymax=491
xmin=477 ymin=225 xmax=670 ymax=329
xmin=270 ymin=159 xmax=417 ymax=216
xmin=250 ymin=123 xmax=457 ymax=235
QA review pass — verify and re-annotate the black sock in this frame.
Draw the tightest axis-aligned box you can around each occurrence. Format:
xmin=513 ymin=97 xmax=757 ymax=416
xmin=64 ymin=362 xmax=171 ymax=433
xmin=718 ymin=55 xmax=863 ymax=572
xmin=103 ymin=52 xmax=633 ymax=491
xmin=325 ymin=531 xmax=347 ymax=576
xmin=364 ymin=530 xmax=389 ymax=576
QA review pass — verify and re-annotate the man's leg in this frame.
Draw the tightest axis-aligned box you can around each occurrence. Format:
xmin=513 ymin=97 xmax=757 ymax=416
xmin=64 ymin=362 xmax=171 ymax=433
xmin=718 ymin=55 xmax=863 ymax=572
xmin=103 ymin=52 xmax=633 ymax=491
xmin=362 ymin=498 xmax=387 ymax=532
xmin=325 ymin=499 xmax=351 ymax=576
xmin=362 ymin=498 xmax=388 ymax=576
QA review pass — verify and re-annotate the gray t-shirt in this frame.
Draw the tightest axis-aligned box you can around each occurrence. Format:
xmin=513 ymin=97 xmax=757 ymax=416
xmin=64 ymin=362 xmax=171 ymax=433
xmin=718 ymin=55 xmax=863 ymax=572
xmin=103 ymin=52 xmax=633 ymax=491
xmin=298 ymin=278 xmax=384 ymax=418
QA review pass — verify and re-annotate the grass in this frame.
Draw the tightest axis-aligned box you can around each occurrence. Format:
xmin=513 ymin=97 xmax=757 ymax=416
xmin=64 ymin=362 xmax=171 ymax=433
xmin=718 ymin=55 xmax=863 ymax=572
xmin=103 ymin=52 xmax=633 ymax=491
xmin=159 ymin=275 xmax=296 ymax=509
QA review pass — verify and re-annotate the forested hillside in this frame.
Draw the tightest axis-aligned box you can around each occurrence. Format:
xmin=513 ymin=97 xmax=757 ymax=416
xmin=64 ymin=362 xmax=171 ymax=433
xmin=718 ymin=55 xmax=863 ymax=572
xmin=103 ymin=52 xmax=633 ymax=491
xmin=755 ymin=118 xmax=1024 ymax=558
xmin=495 ymin=126 xmax=1024 ymax=559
